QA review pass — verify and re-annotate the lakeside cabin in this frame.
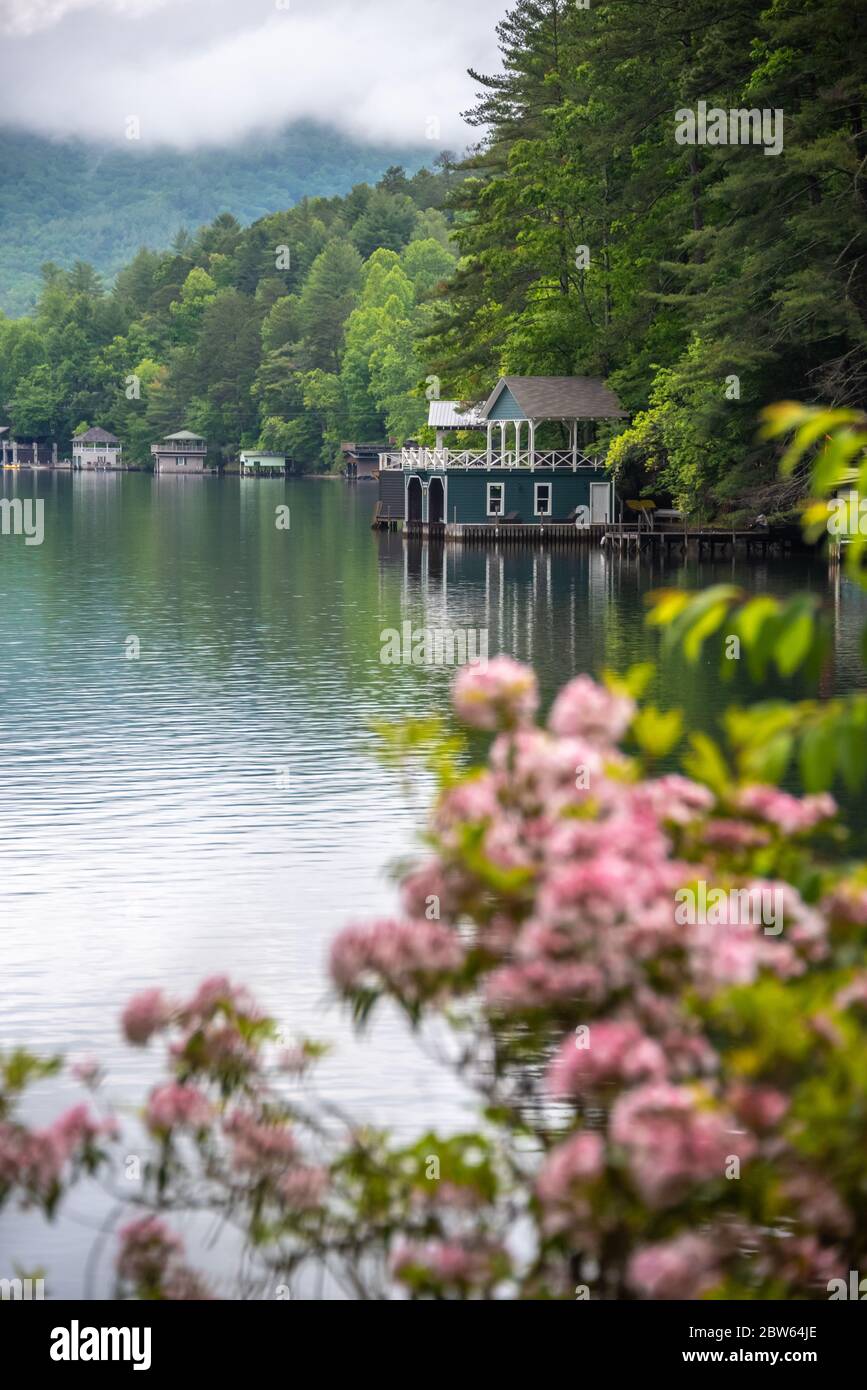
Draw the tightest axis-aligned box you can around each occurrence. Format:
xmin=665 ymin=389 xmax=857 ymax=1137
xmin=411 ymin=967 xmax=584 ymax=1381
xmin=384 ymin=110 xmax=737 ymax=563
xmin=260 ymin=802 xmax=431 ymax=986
xmin=151 ymin=430 xmax=210 ymax=474
xmin=72 ymin=426 xmax=122 ymax=470
xmin=377 ymin=376 xmax=627 ymax=536
xmin=240 ymin=450 xmax=287 ymax=477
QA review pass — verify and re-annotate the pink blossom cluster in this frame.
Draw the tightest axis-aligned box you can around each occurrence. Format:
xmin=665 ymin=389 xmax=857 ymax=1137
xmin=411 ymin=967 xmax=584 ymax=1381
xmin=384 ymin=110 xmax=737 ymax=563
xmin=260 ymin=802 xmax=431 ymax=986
xmin=328 ymin=658 xmax=852 ymax=1291
xmin=145 ymin=1082 xmax=212 ymax=1135
xmin=391 ymin=1238 xmax=507 ymax=1291
xmin=0 ymin=1104 xmax=115 ymax=1202
xmin=735 ymin=785 xmax=836 ymax=835
xmin=116 ymin=1215 xmax=211 ymax=1299
xmin=329 ymin=919 xmax=465 ymax=1001
xmin=610 ymin=1083 xmax=751 ymax=1207
xmin=224 ymin=1108 xmax=298 ymax=1177
xmin=453 ymin=655 xmax=539 ymax=731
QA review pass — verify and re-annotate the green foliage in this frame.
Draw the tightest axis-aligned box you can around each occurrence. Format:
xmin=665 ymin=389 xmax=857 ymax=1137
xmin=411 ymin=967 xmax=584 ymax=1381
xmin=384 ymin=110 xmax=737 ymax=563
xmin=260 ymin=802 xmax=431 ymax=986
xmin=0 ymin=163 xmax=459 ymax=470
xmin=426 ymin=0 xmax=866 ymax=519
xmin=0 ymin=126 xmax=437 ymax=316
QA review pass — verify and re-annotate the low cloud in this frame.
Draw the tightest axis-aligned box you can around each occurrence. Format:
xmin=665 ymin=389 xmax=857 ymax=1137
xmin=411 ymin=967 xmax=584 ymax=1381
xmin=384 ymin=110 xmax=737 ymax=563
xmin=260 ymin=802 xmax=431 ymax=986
xmin=0 ymin=0 xmax=503 ymax=148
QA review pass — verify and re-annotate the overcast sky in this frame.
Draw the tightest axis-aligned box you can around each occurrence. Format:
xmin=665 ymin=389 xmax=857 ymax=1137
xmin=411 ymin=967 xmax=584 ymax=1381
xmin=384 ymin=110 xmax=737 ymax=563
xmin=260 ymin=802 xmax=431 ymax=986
xmin=0 ymin=0 xmax=504 ymax=148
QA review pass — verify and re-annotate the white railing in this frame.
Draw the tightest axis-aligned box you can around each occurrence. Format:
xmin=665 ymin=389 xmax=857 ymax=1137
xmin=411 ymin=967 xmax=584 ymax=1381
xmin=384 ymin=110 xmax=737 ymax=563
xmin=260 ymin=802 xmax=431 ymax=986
xmin=151 ymin=442 xmax=206 ymax=454
xmin=379 ymin=448 xmax=604 ymax=472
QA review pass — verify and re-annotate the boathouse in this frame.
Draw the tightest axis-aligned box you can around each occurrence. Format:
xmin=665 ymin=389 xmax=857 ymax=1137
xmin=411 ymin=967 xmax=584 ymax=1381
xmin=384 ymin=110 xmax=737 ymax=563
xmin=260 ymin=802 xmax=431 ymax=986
xmin=151 ymin=430 xmax=210 ymax=474
xmin=239 ymin=450 xmax=287 ymax=476
xmin=378 ymin=376 xmax=626 ymax=534
xmin=72 ymin=426 xmax=122 ymax=470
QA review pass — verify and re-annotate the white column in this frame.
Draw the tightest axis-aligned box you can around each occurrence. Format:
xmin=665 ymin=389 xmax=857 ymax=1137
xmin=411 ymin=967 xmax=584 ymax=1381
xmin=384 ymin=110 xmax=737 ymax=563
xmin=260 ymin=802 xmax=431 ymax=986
xmin=499 ymin=421 xmax=506 ymax=466
xmin=487 ymin=421 xmax=493 ymax=466
xmin=12 ymin=439 xmax=17 ymax=465
xmin=529 ymin=420 xmax=536 ymax=469
xmin=571 ymin=419 xmax=578 ymax=470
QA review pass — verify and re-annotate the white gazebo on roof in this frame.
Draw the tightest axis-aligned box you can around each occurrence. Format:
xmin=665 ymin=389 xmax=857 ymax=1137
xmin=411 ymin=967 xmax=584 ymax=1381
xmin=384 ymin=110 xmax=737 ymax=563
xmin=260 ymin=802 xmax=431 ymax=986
xmin=385 ymin=376 xmax=627 ymax=472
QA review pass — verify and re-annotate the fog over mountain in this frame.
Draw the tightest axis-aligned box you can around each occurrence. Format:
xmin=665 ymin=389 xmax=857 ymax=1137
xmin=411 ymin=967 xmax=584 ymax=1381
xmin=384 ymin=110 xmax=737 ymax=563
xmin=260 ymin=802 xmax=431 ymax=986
xmin=0 ymin=0 xmax=503 ymax=148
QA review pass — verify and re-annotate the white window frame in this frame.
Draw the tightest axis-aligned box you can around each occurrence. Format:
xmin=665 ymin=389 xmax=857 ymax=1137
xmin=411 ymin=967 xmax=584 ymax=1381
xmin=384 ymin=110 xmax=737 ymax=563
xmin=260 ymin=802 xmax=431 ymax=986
xmin=487 ymin=481 xmax=504 ymax=517
xmin=534 ymin=481 xmax=552 ymax=517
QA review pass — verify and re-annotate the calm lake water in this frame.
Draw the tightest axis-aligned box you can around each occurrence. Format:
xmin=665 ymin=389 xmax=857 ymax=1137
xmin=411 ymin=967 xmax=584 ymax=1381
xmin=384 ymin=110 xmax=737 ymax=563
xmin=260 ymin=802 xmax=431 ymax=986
xmin=1 ymin=471 xmax=865 ymax=1295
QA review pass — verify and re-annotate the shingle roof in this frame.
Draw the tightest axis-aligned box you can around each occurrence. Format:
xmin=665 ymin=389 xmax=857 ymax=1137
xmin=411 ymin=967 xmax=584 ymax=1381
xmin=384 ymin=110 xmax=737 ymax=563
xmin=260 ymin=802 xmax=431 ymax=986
xmin=427 ymin=400 xmax=487 ymax=429
xmin=163 ymin=430 xmax=206 ymax=441
xmin=74 ymin=426 xmax=120 ymax=444
xmin=482 ymin=376 xmax=627 ymax=420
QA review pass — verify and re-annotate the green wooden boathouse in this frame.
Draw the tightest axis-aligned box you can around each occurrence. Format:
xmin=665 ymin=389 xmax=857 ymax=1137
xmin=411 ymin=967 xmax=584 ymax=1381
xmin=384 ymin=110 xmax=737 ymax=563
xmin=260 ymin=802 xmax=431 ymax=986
xmin=378 ymin=376 xmax=626 ymax=535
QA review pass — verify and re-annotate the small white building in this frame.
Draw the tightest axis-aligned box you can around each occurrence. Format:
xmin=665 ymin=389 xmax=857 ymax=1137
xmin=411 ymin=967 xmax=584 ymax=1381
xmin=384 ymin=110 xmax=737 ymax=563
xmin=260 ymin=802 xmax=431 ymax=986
xmin=73 ymin=427 xmax=122 ymax=470
xmin=427 ymin=400 xmax=487 ymax=450
xmin=239 ymin=450 xmax=287 ymax=476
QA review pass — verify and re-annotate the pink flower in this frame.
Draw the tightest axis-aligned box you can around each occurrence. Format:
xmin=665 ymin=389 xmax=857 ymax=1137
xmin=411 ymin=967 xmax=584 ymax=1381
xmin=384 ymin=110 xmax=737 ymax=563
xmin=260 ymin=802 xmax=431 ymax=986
xmin=278 ymin=1166 xmax=328 ymax=1210
xmin=536 ymin=1132 xmax=605 ymax=1206
xmin=223 ymin=1110 xmax=297 ymax=1176
xmin=610 ymin=1084 xmax=750 ymax=1207
xmin=701 ymin=819 xmax=771 ymax=850
xmin=823 ymin=883 xmax=867 ymax=928
xmin=51 ymin=1104 xmax=116 ymax=1155
xmin=145 ymin=1083 xmax=211 ymax=1134
xmin=182 ymin=976 xmax=258 ymax=1022
xmin=452 ymin=656 xmax=538 ymax=731
xmin=728 ymin=1084 xmax=788 ymax=1132
xmin=632 ymin=776 xmax=716 ymax=826
xmin=121 ymin=988 xmax=173 ymax=1045
xmin=486 ymin=960 xmax=604 ymax=1013
xmin=400 ymin=859 xmax=460 ymax=921
xmin=735 ymin=786 xmax=836 ymax=835
xmin=547 ymin=1023 xmax=668 ymax=1097
xmin=392 ymin=1240 xmax=506 ymax=1289
xmin=329 ymin=920 xmax=464 ymax=1000
xmin=117 ymin=1216 xmax=184 ymax=1285
xmin=628 ymin=1233 xmax=721 ymax=1299
xmin=547 ymin=675 xmax=634 ymax=745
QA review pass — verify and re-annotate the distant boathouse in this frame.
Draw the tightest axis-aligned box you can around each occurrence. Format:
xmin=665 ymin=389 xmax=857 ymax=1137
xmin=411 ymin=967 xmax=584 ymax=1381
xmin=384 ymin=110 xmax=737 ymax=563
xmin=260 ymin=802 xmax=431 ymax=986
xmin=72 ymin=426 xmax=122 ymax=470
xmin=151 ymin=430 xmax=211 ymax=474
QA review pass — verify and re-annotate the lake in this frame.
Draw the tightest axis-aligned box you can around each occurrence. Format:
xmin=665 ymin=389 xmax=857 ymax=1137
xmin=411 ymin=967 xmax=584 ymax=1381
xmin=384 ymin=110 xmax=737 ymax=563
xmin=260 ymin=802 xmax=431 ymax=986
xmin=1 ymin=471 xmax=864 ymax=1294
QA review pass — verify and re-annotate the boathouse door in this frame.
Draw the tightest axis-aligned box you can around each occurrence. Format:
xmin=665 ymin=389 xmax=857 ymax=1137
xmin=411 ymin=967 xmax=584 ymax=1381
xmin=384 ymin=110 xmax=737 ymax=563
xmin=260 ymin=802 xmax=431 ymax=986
xmin=428 ymin=476 xmax=445 ymax=525
xmin=590 ymin=481 xmax=611 ymax=524
xmin=406 ymin=476 xmax=423 ymax=522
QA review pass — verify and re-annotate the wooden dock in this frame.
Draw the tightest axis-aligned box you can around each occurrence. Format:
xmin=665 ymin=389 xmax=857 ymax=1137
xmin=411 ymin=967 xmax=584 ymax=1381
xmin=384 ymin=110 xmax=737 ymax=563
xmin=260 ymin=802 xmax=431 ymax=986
xmin=402 ymin=520 xmax=608 ymax=544
xmin=376 ymin=514 xmax=809 ymax=556
xmin=601 ymin=523 xmax=806 ymax=557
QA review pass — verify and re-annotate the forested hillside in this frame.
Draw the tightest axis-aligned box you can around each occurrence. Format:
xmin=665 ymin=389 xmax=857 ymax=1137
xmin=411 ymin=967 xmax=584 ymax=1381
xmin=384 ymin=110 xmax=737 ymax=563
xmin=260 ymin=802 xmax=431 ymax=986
xmin=0 ymin=126 xmax=432 ymax=317
xmin=2 ymin=0 xmax=863 ymax=511
xmin=0 ymin=160 xmax=460 ymax=470
xmin=427 ymin=0 xmax=866 ymax=522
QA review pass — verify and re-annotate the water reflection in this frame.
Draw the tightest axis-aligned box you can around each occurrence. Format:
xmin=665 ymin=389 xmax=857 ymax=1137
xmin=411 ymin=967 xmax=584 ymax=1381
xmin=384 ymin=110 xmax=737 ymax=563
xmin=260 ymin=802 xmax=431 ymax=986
xmin=0 ymin=473 xmax=864 ymax=1293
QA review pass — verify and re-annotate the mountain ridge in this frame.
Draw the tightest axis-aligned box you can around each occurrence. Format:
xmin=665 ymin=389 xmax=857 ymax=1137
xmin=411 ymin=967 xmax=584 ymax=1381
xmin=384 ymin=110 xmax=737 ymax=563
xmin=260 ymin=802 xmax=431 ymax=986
xmin=0 ymin=123 xmax=432 ymax=316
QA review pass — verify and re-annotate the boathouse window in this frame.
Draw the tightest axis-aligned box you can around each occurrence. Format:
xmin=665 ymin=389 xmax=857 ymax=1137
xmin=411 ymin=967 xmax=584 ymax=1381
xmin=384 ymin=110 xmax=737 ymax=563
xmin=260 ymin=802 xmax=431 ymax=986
xmin=487 ymin=482 xmax=504 ymax=517
xmin=534 ymin=482 xmax=551 ymax=516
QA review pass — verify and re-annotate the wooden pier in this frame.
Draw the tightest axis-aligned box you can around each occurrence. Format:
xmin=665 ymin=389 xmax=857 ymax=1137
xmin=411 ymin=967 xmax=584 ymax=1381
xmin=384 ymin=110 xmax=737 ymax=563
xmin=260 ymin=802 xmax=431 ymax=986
xmin=601 ymin=522 xmax=806 ymax=558
xmin=402 ymin=520 xmax=608 ymax=544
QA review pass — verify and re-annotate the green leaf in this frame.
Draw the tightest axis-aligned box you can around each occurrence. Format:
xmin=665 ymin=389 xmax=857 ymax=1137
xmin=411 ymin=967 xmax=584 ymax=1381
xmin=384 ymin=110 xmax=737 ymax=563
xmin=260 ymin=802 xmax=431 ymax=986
xmin=774 ymin=598 xmax=818 ymax=677
xmin=631 ymin=706 xmax=684 ymax=758
xmin=681 ymin=732 xmax=728 ymax=795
